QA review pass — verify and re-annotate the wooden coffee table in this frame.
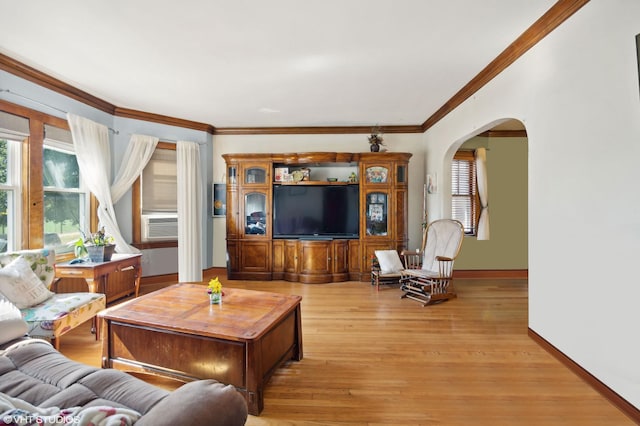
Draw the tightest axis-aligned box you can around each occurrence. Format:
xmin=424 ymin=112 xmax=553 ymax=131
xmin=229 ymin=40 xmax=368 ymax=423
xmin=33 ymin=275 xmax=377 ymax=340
xmin=98 ymin=283 xmax=303 ymax=415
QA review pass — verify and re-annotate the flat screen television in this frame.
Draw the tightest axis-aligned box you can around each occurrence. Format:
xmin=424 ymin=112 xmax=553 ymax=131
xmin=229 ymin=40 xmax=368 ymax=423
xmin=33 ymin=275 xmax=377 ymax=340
xmin=273 ymin=185 xmax=359 ymax=239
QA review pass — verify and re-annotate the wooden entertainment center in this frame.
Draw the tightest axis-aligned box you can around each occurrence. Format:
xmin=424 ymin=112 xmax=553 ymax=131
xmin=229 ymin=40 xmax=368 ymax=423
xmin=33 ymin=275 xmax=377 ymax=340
xmin=222 ymin=152 xmax=412 ymax=283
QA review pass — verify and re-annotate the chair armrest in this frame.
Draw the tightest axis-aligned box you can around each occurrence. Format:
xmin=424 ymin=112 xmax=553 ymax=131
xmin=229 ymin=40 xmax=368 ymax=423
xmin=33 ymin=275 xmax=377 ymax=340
xmin=435 ymin=256 xmax=455 ymax=278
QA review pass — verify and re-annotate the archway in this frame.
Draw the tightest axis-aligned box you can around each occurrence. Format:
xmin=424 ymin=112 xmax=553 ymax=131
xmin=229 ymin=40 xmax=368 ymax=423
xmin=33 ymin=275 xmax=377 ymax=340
xmin=442 ymin=118 xmax=528 ymax=275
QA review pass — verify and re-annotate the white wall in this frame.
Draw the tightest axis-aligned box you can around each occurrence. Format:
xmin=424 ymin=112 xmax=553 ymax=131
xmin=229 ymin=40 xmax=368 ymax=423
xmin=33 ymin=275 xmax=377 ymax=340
xmin=211 ymin=133 xmax=426 ymax=266
xmin=422 ymin=1 xmax=640 ymax=408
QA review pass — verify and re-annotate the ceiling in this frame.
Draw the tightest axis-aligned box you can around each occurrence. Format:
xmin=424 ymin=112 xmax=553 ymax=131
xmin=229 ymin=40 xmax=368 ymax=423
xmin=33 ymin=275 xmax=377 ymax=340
xmin=1 ymin=1 xmax=555 ymax=129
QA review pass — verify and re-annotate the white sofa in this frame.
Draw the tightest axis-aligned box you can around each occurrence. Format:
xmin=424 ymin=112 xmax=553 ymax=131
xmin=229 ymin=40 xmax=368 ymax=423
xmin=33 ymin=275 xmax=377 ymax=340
xmin=0 ymin=249 xmax=105 ymax=348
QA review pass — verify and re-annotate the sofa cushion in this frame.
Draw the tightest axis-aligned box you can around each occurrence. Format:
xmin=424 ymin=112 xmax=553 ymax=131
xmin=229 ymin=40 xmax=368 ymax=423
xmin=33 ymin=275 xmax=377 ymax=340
xmin=21 ymin=292 xmax=105 ymax=340
xmin=0 ymin=340 xmax=97 ymax=404
xmin=0 ymin=300 xmax=28 ymax=345
xmin=136 ymin=380 xmax=248 ymax=426
xmin=0 ymin=249 xmax=56 ymax=289
xmin=0 ymin=339 xmax=168 ymax=413
xmin=0 ymin=257 xmax=54 ymax=308
xmin=73 ymin=369 xmax=169 ymax=414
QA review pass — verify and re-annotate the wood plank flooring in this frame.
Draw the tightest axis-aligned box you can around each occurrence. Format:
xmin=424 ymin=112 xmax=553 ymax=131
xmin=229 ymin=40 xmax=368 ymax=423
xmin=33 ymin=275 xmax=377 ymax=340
xmin=59 ymin=278 xmax=633 ymax=425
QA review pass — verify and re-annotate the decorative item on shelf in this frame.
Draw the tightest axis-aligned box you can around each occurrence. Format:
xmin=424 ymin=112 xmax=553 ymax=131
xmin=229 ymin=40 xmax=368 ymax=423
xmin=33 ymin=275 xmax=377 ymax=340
xmin=348 ymin=172 xmax=358 ymax=183
xmin=327 ymin=177 xmax=338 ymax=182
xmin=74 ymin=227 xmax=115 ymax=263
xmin=368 ymin=126 xmax=385 ymax=152
xmin=207 ymin=276 xmax=223 ymax=304
xmin=365 ymin=166 xmax=388 ymax=183
xmin=300 ymin=168 xmax=310 ymax=181
xmin=274 ymin=167 xmax=289 ymax=182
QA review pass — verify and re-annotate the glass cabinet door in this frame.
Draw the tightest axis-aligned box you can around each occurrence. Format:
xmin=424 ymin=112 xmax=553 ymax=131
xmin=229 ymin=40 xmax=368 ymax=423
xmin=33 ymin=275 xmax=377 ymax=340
xmin=396 ymin=164 xmax=406 ymax=184
xmin=245 ymin=166 xmax=267 ymax=184
xmin=244 ymin=192 xmax=267 ymax=235
xmin=365 ymin=192 xmax=388 ymax=236
xmin=228 ymin=166 xmax=237 ymax=184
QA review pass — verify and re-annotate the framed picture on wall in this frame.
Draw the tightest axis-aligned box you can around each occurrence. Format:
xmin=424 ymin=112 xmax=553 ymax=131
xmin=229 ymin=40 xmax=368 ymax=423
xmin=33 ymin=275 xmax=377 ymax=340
xmin=213 ymin=183 xmax=226 ymax=217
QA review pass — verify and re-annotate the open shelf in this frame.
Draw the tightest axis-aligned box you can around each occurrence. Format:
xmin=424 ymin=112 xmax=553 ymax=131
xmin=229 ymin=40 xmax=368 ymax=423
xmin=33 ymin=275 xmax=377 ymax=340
xmin=274 ymin=181 xmax=355 ymax=186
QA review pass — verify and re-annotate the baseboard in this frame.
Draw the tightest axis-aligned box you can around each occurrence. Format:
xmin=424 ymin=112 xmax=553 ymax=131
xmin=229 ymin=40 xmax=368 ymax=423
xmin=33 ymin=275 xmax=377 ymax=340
xmin=142 ymin=268 xmax=526 ymax=284
xmin=454 ymin=269 xmax=528 ymax=279
xmin=139 ymin=273 xmax=178 ymax=287
xmin=528 ymin=328 xmax=640 ymax=423
xmin=204 ymin=267 xmax=227 ymax=280
xmin=139 ymin=267 xmax=227 ymax=287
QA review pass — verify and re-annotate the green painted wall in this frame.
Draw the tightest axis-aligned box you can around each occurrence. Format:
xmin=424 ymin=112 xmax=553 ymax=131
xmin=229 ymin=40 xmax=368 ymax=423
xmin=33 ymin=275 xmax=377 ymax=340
xmin=455 ymin=136 xmax=528 ymax=270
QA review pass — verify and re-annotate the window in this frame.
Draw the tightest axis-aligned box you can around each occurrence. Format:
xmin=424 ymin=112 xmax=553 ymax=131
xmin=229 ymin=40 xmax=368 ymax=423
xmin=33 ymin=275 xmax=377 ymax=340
xmin=141 ymin=146 xmax=177 ymax=214
xmin=451 ymin=151 xmax=479 ymax=235
xmin=0 ymin=110 xmax=28 ymax=253
xmin=0 ymin=101 xmax=98 ymax=255
xmin=0 ymin=138 xmax=21 ymax=253
xmin=133 ymin=142 xmax=178 ymax=246
xmin=43 ymin=128 xmax=89 ymax=254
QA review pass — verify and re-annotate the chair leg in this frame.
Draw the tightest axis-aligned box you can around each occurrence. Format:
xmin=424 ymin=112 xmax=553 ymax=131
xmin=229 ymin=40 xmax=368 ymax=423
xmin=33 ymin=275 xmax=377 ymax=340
xmin=93 ymin=316 xmax=100 ymax=341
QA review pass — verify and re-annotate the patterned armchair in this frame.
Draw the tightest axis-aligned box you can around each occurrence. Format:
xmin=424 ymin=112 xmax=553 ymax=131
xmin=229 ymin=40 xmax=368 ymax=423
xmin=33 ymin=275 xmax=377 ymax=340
xmin=0 ymin=249 xmax=105 ymax=349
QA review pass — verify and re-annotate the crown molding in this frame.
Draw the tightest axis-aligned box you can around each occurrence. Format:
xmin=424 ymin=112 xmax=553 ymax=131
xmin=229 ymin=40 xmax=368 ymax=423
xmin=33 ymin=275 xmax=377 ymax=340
xmin=421 ymin=0 xmax=590 ymax=132
xmin=0 ymin=53 xmax=116 ymax=115
xmin=114 ymin=107 xmax=215 ymax=134
xmin=213 ymin=124 xmax=423 ymax=136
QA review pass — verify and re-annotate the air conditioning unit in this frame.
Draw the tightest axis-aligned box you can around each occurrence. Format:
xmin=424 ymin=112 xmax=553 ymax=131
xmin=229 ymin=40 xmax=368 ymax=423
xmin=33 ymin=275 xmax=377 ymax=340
xmin=141 ymin=214 xmax=178 ymax=241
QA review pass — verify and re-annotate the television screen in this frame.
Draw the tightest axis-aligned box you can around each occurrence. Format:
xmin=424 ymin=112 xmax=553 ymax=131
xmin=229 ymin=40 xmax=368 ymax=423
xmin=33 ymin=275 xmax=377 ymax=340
xmin=273 ymin=185 xmax=359 ymax=238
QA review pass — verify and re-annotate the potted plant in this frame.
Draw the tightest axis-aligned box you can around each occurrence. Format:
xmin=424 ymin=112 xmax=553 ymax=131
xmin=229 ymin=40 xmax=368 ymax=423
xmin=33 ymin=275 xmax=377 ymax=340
xmin=76 ymin=227 xmax=115 ymax=262
xmin=207 ymin=276 xmax=223 ymax=304
xmin=368 ymin=127 xmax=385 ymax=152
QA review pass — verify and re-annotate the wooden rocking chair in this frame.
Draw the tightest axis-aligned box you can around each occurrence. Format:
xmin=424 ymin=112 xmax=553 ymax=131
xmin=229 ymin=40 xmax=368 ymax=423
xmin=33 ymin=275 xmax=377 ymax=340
xmin=400 ymin=219 xmax=464 ymax=306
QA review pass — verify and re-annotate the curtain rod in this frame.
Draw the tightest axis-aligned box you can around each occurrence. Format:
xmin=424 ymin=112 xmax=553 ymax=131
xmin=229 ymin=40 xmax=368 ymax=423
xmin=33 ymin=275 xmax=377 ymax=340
xmin=136 ymin=135 xmax=207 ymax=146
xmin=1 ymin=88 xmax=119 ymax=134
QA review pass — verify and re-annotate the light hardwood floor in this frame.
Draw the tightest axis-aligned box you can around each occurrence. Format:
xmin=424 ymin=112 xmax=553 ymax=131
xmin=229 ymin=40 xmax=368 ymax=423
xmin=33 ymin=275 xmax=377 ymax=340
xmin=60 ymin=278 xmax=633 ymax=425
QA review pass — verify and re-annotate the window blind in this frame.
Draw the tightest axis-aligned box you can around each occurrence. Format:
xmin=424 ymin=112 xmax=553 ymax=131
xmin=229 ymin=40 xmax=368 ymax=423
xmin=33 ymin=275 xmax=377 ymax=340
xmin=142 ymin=148 xmax=177 ymax=214
xmin=0 ymin=111 xmax=29 ymax=140
xmin=451 ymin=151 xmax=477 ymax=234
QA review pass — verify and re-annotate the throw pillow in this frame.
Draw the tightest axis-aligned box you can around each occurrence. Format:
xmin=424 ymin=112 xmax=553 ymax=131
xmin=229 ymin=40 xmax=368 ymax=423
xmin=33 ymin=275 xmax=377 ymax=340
xmin=0 ymin=256 xmax=54 ymax=309
xmin=0 ymin=299 xmax=28 ymax=345
xmin=374 ymin=250 xmax=405 ymax=274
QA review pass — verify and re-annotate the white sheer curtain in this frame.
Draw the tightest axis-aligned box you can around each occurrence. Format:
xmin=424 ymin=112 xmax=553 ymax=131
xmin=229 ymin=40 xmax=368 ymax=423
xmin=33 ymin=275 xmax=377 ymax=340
xmin=177 ymin=141 xmax=202 ymax=282
xmin=68 ymin=113 xmax=159 ymax=253
xmin=111 ymin=134 xmax=159 ymax=203
xmin=475 ymin=147 xmax=490 ymax=240
xmin=67 ymin=113 xmax=121 ymax=249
